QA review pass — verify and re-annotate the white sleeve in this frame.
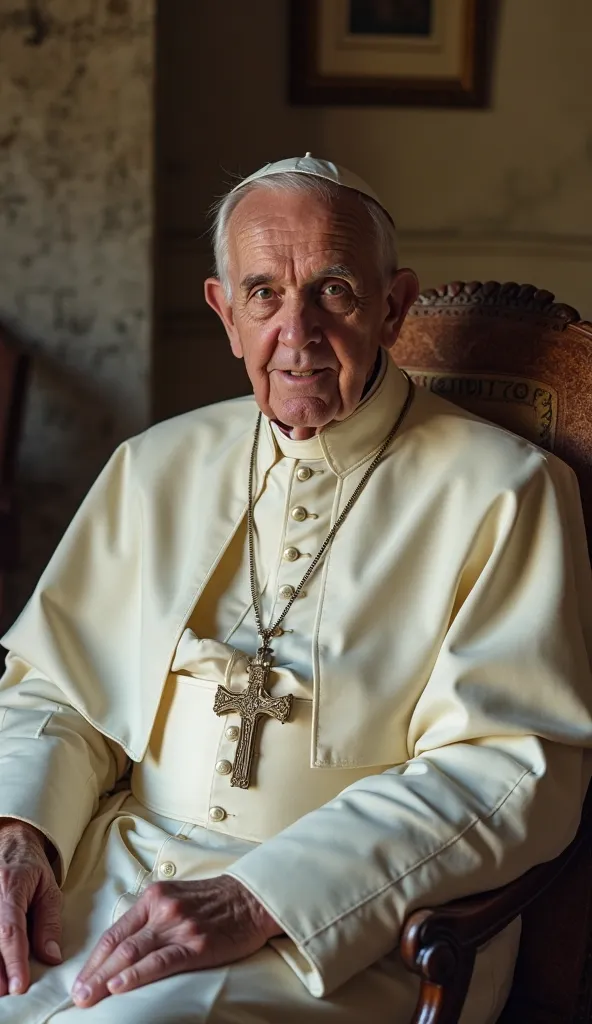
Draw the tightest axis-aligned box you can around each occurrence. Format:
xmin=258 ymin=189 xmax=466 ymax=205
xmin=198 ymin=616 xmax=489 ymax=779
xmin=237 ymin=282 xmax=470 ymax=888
xmin=0 ymin=655 xmax=128 ymax=883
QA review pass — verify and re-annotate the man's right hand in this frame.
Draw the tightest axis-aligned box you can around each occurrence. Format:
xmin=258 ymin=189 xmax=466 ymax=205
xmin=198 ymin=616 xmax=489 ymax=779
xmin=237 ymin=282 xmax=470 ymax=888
xmin=0 ymin=820 xmax=62 ymax=996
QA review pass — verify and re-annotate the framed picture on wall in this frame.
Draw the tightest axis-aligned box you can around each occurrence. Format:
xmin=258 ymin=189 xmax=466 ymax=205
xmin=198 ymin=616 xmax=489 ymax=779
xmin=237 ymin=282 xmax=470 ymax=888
xmin=289 ymin=0 xmax=494 ymax=107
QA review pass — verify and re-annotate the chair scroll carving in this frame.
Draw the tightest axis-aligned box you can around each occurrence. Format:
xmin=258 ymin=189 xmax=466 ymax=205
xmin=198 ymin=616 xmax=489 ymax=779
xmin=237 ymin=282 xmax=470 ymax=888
xmin=400 ymin=909 xmax=476 ymax=1024
xmin=412 ymin=280 xmax=580 ymax=326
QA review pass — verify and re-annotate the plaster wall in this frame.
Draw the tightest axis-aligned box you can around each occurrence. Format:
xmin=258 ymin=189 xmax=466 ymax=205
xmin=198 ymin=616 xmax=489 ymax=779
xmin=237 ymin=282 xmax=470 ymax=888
xmin=0 ymin=0 xmax=154 ymax=621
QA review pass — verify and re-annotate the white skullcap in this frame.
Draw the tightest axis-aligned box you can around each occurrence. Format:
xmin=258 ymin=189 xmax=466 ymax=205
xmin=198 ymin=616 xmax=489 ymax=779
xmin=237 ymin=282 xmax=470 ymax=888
xmin=230 ymin=152 xmax=394 ymax=225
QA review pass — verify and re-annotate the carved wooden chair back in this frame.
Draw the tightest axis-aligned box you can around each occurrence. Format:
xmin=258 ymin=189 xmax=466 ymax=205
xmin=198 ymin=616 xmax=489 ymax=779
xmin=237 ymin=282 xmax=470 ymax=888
xmin=0 ymin=326 xmax=29 ymax=624
xmin=395 ymin=282 xmax=592 ymax=1023
xmin=395 ymin=281 xmax=592 ymax=550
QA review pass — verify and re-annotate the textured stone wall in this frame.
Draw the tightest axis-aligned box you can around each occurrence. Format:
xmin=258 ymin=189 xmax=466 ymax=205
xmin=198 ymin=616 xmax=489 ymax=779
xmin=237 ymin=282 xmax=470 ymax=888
xmin=0 ymin=0 xmax=154 ymax=625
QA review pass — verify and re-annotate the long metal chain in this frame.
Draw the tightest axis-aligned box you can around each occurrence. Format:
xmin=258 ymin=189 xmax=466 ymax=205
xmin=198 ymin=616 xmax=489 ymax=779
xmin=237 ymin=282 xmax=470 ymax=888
xmin=247 ymin=371 xmax=415 ymax=647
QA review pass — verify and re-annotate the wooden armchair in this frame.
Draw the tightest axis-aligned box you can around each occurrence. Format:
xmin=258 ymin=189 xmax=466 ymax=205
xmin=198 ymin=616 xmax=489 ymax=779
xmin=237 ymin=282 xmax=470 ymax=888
xmin=0 ymin=325 xmax=29 ymax=626
xmin=394 ymin=282 xmax=592 ymax=1024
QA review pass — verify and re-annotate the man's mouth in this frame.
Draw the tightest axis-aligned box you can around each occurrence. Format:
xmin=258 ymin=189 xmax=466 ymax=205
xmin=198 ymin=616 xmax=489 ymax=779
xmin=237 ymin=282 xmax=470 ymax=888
xmin=274 ymin=368 xmax=332 ymax=385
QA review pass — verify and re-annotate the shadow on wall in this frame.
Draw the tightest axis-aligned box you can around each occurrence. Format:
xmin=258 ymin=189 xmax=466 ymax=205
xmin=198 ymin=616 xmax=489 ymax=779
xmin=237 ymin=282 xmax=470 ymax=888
xmin=3 ymin=327 xmax=135 ymax=630
xmin=154 ymin=0 xmax=328 ymax=421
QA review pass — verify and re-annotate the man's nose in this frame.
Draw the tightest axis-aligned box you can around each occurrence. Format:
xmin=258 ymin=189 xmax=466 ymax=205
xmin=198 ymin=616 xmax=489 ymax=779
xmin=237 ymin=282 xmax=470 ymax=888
xmin=277 ymin=296 xmax=322 ymax=349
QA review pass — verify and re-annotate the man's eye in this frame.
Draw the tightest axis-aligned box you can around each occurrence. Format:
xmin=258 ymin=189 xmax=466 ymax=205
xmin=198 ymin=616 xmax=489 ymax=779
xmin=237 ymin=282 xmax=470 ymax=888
xmin=320 ymin=282 xmax=353 ymax=310
xmin=253 ymin=287 xmax=274 ymax=301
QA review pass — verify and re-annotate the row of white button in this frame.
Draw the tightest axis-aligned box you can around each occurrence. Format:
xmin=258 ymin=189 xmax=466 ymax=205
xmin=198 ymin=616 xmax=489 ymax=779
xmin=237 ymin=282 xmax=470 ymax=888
xmin=158 ymin=805 xmax=226 ymax=877
xmin=208 ymin=719 xmax=240 ymax=826
xmin=218 ymin=724 xmax=238 ymax=783
xmin=282 ymin=471 xmax=314 ymax=599
xmin=290 ymin=467 xmax=313 ymax=535
xmin=292 ymin=468 xmax=314 ymax=522
xmin=202 ymin=466 xmax=315 ymax=840
xmin=159 ymin=833 xmax=190 ymax=877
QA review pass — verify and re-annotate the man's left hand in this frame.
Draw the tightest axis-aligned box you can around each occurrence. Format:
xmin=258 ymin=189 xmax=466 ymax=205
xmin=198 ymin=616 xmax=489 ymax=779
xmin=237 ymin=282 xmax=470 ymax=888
xmin=72 ymin=875 xmax=281 ymax=1008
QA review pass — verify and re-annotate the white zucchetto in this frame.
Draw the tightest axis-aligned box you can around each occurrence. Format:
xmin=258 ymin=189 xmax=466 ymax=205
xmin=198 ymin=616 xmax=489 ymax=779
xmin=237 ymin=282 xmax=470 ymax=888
xmin=229 ymin=153 xmax=394 ymax=224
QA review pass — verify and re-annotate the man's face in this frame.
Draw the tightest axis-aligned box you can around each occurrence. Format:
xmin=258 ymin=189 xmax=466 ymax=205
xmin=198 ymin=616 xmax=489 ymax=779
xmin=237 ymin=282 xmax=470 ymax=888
xmin=205 ymin=187 xmax=417 ymax=437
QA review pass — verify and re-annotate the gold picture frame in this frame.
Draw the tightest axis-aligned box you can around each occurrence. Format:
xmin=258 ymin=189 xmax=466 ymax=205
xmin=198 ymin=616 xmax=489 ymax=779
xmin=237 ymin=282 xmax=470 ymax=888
xmin=289 ymin=0 xmax=495 ymax=107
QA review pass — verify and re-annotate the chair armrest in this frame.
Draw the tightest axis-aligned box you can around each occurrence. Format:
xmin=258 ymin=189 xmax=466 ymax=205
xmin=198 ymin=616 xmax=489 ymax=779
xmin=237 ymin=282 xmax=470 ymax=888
xmin=399 ymin=784 xmax=592 ymax=1024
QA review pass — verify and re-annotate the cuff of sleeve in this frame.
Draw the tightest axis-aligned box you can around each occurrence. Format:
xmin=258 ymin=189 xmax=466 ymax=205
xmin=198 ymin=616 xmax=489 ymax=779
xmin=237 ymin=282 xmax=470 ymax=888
xmin=0 ymin=734 xmax=94 ymax=885
xmin=269 ymin=936 xmax=324 ymax=997
xmin=225 ymin=868 xmax=325 ymax=997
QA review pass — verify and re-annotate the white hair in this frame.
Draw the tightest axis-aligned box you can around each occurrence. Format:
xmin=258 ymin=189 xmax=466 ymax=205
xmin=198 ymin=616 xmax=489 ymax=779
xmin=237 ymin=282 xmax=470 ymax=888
xmin=210 ymin=172 xmax=398 ymax=300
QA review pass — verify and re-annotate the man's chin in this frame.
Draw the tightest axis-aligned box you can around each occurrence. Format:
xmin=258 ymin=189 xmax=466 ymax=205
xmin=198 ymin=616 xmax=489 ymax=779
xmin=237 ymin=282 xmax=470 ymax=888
xmin=270 ymin=399 xmax=337 ymax=434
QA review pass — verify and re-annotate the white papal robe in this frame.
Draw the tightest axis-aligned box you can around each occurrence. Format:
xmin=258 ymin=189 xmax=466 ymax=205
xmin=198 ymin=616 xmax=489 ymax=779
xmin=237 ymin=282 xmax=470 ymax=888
xmin=1 ymin=355 xmax=592 ymax=1023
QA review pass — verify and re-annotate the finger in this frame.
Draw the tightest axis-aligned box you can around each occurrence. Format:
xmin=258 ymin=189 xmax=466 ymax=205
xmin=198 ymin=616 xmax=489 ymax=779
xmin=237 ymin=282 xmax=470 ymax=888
xmin=0 ymin=954 xmax=8 ymax=998
xmin=0 ymin=900 xmax=30 ymax=995
xmin=72 ymin=927 xmax=159 ymax=1008
xmin=31 ymin=883 xmax=63 ymax=965
xmin=106 ymin=943 xmax=202 ymax=995
xmin=75 ymin=898 xmax=149 ymax=985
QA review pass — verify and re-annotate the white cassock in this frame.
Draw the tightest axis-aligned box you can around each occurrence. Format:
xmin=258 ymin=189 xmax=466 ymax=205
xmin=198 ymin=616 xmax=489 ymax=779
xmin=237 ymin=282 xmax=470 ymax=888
xmin=1 ymin=354 xmax=592 ymax=1023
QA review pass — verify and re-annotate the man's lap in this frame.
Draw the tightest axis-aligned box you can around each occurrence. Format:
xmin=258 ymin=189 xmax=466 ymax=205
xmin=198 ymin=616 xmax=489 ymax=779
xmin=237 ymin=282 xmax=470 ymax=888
xmin=3 ymin=926 xmax=519 ymax=1024
xmin=2 ymin=794 xmax=517 ymax=1023
xmin=7 ymin=946 xmax=420 ymax=1024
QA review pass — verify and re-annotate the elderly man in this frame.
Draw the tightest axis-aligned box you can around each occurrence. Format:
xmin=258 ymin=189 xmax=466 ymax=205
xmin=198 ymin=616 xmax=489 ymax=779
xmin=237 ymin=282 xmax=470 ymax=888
xmin=0 ymin=155 xmax=591 ymax=1024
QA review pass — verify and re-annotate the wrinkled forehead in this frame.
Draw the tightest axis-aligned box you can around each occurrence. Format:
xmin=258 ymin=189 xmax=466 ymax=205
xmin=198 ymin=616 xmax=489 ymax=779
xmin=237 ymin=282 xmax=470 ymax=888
xmin=226 ymin=186 xmax=378 ymax=277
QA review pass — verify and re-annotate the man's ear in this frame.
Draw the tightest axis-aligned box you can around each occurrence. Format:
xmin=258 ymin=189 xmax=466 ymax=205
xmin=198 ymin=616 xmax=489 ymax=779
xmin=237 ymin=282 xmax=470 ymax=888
xmin=204 ymin=278 xmax=243 ymax=358
xmin=380 ymin=268 xmax=419 ymax=352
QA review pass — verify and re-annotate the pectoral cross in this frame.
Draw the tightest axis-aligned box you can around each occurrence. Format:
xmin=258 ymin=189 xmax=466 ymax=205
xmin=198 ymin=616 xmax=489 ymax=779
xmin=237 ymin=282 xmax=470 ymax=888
xmin=213 ymin=646 xmax=293 ymax=789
